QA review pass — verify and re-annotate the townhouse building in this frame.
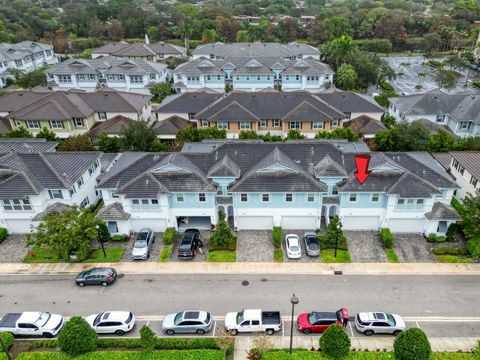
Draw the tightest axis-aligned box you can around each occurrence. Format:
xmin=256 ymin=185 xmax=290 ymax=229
xmin=45 ymin=57 xmax=168 ymax=95
xmin=0 ymin=87 xmax=152 ymax=138
xmin=388 ymin=89 xmax=480 ymax=137
xmin=433 ymin=151 xmax=480 ymax=199
xmin=96 ymin=141 xmax=458 ymax=237
xmin=92 ymin=41 xmax=187 ymax=61
xmin=0 ymin=41 xmax=59 ymax=88
xmin=0 ymin=151 xmax=106 ymax=233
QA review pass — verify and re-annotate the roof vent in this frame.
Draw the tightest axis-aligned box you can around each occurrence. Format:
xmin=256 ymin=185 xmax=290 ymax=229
xmin=146 ymin=179 xmax=149 ymax=185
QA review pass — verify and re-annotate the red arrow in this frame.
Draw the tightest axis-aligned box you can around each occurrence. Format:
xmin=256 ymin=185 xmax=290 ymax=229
xmin=354 ymin=154 xmax=371 ymax=185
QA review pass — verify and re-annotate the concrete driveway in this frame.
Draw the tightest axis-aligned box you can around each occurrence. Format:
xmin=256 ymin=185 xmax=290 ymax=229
xmin=236 ymin=230 xmax=273 ymax=262
xmin=394 ymin=233 xmax=435 ymax=263
xmin=345 ymin=231 xmax=388 ymax=263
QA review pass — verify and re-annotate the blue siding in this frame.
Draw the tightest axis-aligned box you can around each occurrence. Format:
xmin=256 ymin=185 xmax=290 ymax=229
xmin=340 ymin=193 xmax=387 ymax=208
xmin=318 ymin=177 xmax=345 ymax=195
xmin=169 ymin=192 xmax=215 ymax=208
xmin=234 ymin=192 xmax=320 ymax=208
xmin=210 ymin=177 xmax=237 ymax=195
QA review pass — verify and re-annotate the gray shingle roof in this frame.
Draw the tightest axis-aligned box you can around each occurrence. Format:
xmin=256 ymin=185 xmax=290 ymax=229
xmin=0 ymin=41 xmax=53 ymax=62
xmin=0 ymin=139 xmax=57 ymax=153
xmin=344 ymin=115 xmax=387 ymax=136
xmin=193 ymin=42 xmax=319 ymax=58
xmin=425 ymin=201 xmax=460 ymax=220
xmin=87 ymin=115 xmax=133 ymax=138
xmin=314 ymin=155 xmax=347 ymax=177
xmin=432 ymin=153 xmax=453 ymax=170
xmin=387 ymin=172 xmax=441 ymax=197
xmin=97 ymin=202 xmax=131 ymax=221
xmin=93 ymin=42 xmax=186 ymax=57
xmin=154 ymin=90 xmax=223 ymax=114
xmin=207 ymin=155 xmax=241 ymax=177
xmin=154 ymin=116 xmax=195 ymax=136
xmin=32 ymin=202 xmax=74 ymax=221
xmin=448 ymin=151 xmax=480 ymax=180
xmin=316 ymin=92 xmax=383 ymax=114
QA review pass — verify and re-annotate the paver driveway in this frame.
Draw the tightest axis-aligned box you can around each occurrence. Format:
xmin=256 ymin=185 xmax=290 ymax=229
xmin=345 ymin=231 xmax=388 ymax=263
xmin=236 ymin=230 xmax=273 ymax=262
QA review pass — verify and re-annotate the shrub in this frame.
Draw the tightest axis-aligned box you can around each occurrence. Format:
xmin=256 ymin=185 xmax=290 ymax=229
xmin=0 ymin=228 xmax=7 ymax=243
xmin=427 ymin=234 xmax=447 ymax=243
xmin=473 ymin=81 xmax=480 ymax=89
xmin=319 ymin=324 xmax=351 ymax=359
xmin=57 ymin=316 xmax=97 ymax=356
xmin=466 ymin=238 xmax=480 ymax=259
xmin=379 ymin=228 xmax=394 ymax=249
xmin=0 ymin=332 xmax=14 ymax=350
xmin=111 ymin=234 xmax=128 ymax=242
xmin=210 ymin=211 xmax=236 ymax=249
xmin=354 ymin=39 xmax=392 ymax=53
xmin=432 ymin=247 xmax=468 ymax=256
xmin=379 ymin=82 xmax=394 ymax=92
xmin=140 ymin=325 xmax=156 ymax=351
xmin=273 ymin=227 xmax=282 ymax=249
xmin=428 ymin=60 xmax=443 ymax=68
xmin=446 ymin=223 xmax=458 ymax=242
xmin=394 ymin=328 xmax=431 ymax=360
xmin=164 ymin=227 xmax=176 ymax=246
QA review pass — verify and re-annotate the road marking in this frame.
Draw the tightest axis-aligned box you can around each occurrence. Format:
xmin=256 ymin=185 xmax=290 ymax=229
xmin=282 ymin=320 xmax=285 ymax=337
xmin=416 ymin=321 xmax=420 ymax=328
xmin=146 ymin=320 xmax=150 ymax=327
xmin=349 ymin=323 xmax=354 ymax=338
xmin=212 ymin=321 xmax=216 ymax=337
xmin=405 ymin=317 xmax=480 ymax=322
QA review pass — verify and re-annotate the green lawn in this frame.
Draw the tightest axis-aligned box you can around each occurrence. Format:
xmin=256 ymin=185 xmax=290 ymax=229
xmin=321 ymin=249 xmax=351 ymax=263
xmin=24 ymin=248 xmax=60 ymax=263
xmin=263 ymin=350 xmax=475 ymax=359
xmin=208 ymin=250 xmax=236 ymax=262
xmin=84 ymin=248 xmax=124 ymax=263
xmin=385 ymin=248 xmax=400 ymax=263
xmin=274 ymin=248 xmax=283 ymax=262
xmin=159 ymin=246 xmax=171 ymax=262
xmin=13 ymin=350 xmax=225 ymax=360
xmin=436 ymin=255 xmax=473 ymax=263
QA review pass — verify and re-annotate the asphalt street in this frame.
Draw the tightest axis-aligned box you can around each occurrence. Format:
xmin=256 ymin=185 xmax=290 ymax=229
xmin=1 ymin=274 xmax=479 ymax=338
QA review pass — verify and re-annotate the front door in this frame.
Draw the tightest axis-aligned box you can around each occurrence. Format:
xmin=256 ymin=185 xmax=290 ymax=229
xmin=437 ymin=221 xmax=448 ymax=233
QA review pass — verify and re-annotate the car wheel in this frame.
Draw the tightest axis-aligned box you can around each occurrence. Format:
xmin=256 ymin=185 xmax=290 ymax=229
xmin=196 ymin=329 xmax=205 ymax=335
xmin=101 ymin=281 xmax=108 ymax=287
xmin=77 ymin=282 xmax=85 ymax=287
xmin=393 ymin=330 xmax=403 ymax=336
xmin=229 ymin=329 xmax=238 ymax=336
xmin=266 ymin=329 xmax=274 ymax=335
xmin=115 ymin=330 xmax=125 ymax=336
xmin=166 ymin=329 xmax=175 ymax=335
xmin=43 ymin=333 xmax=54 ymax=338
xmin=364 ymin=330 xmax=374 ymax=336
xmin=303 ymin=329 xmax=312 ymax=334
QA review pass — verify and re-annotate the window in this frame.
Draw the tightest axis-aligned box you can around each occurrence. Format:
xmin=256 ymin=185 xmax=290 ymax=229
xmin=217 ymin=121 xmax=228 ymax=130
xmin=48 ymin=190 xmax=63 ymax=199
xmin=27 ymin=120 xmax=40 ymax=129
xmin=396 ymin=198 xmax=425 ymax=210
xmin=69 ymin=186 xmax=76 ymax=196
xmin=88 ymin=161 xmax=99 ymax=175
xmin=266 ymin=75 xmax=270 ymax=80
xmin=89 ymin=74 xmax=96 ymax=80
xmin=295 ymin=75 xmax=300 ymax=81
xmin=349 ymin=193 xmax=357 ymax=202
xmin=80 ymin=197 xmax=90 ymax=208
xmin=176 ymin=194 xmax=185 ymax=203
xmin=2 ymin=199 xmax=32 ymax=211
xmin=149 ymin=74 xmax=156 ymax=80
xmin=58 ymin=75 xmax=71 ymax=83
xmin=306 ymin=193 xmax=315 ymax=203
xmin=240 ymin=122 xmax=250 ymax=129
xmin=198 ymin=193 xmax=206 ymax=202
xmin=257 ymin=75 xmax=261 ymax=80
xmin=371 ymin=193 xmax=380 ymax=202
xmin=109 ymin=190 xmax=119 ymax=198
xmin=261 ymin=193 xmax=270 ymax=203
xmin=201 ymin=120 xmax=209 ymax=128
xmin=259 ymin=119 xmax=267 ymax=128
xmin=470 ymin=176 xmax=478 ymax=188
xmin=131 ymin=199 xmax=160 ymax=210
xmin=285 ymin=193 xmax=293 ymax=202
xmin=288 ymin=121 xmax=300 ymax=129
xmin=73 ymin=118 xmax=84 ymax=127
xmin=273 ymin=119 xmax=281 ymax=127
xmin=77 ymin=74 xmax=85 ymax=80
xmin=312 ymin=121 xmax=323 ymax=129
xmin=240 ymin=193 xmax=248 ymax=202
xmin=107 ymin=74 xmax=115 ymax=80
xmin=217 ymin=75 xmax=221 ymax=80
xmin=207 ymin=75 xmax=211 ymax=81
xmin=436 ymin=115 xmax=446 ymax=123
xmin=246 ymin=76 xmax=250 ymax=80
xmin=77 ymin=176 xmax=84 ymax=188
xmin=50 ymin=120 xmax=63 ymax=129
xmin=344 ymin=112 xmax=351 ymax=119
xmin=130 ymin=75 xmax=143 ymax=84
xmin=286 ymin=75 xmax=289 ymax=80
xmin=332 ymin=119 xmax=339 ymax=128
xmin=98 ymin=112 xmax=107 ymax=120
xmin=15 ymin=59 xmax=23 ymax=67
xmin=332 ymin=186 xmax=338 ymax=195
xmin=460 ymin=121 xmax=472 ymax=130
xmin=458 ymin=165 xmax=465 ymax=175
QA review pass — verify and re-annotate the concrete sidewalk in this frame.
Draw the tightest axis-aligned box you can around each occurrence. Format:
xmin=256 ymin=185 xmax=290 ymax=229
xmin=233 ymin=336 xmax=479 ymax=360
xmin=0 ymin=262 xmax=480 ymax=275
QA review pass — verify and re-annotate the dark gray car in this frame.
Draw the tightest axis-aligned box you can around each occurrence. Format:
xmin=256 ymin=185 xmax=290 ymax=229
xmin=303 ymin=232 xmax=320 ymax=257
xmin=75 ymin=267 xmax=117 ymax=287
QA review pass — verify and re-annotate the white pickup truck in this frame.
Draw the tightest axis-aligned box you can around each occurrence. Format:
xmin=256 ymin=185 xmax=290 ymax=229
xmin=224 ymin=309 xmax=282 ymax=335
xmin=0 ymin=312 xmax=64 ymax=338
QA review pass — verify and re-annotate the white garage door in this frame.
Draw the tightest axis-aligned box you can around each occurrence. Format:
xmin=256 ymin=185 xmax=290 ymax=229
xmin=342 ymin=216 xmax=381 ymax=230
xmin=5 ymin=219 xmax=32 ymax=234
xmin=236 ymin=216 xmax=273 ymax=230
xmin=281 ymin=216 xmax=317 ymax=230
xmin=130 ymin=219 xmax=167 ymax=232
xmin=388 ymin=219 xmax=425 ymax=233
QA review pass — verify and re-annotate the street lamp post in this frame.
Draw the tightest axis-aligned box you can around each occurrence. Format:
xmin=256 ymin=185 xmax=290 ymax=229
xmin=289 ymin=294 xmax=299 ymax=354
xmin=334 ymin=223 xmax=340 ymax=258
xmin=96 ymin=224 xmax=106 ymax=258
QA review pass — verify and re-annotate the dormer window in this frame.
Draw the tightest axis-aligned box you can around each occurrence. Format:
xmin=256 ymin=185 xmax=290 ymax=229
xmin=436 ymin=115 xmax=447 ymax=123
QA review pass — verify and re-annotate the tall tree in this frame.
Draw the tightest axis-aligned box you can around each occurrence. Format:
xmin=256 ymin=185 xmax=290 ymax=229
xmin=433 ymin=69 xmax=457 ymax=89
xmin=460 ymin=192 xmax=480 ymax=259
xmin=335 ymin=64 xmax=358 ymax=90
xmin=120 ymin=121 xmax=166 ymax=152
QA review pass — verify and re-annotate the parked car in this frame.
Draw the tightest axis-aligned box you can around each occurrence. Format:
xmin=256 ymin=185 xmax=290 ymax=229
xmin=303 ymin=232 xmax=320 ymax=257
xmin=297 ymin=308 xmax=349 ymax=334
xmin=177 ymin=229 xmax=203 ymax=260
xmin=162 ymin=310 xmax=213 ymax=335
xmin=224 ymin=309 xmax=282 ymax=335
xmin=86 ymin=311 xmax=135 ymax=335
xmin=285 ymin=234 xmax=301 ymax=259
xmin=75 ymin=267 xmax=117 ymax=287
xmin=355 ymin=312 xmax=406 ymax=336
xmin=0 ymin=312 xmax=64 ymax=338
xmin=131 ymin=228 xmax=155 ymax=260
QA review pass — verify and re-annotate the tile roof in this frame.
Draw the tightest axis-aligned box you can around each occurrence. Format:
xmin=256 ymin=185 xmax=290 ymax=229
xmin=193 ymin=42 xmax=319 ymax=58
xmin=432 ymin=153 xmax=453 ymax=170
xmin=154 ymin=89 xmax=223 ymax=114
xmin=87 ymin=115 xmax=133 ymax=138
xmin=314 ymin=155 xmax=347 ymax=177
xmin=316 ymin=92 xmax=384 ymax=114
xmin=32 ymin=202 xmax=74 ymax=221
xmin=0 ymin=139 xmax=57 ymax=153
xmin=448 ymin=151 xmax=480 ymax=180
xmin=97 ymin=202 xmax=131 ymax=220
xmin=93 ymin=42 xmax=186 ymax=56
xmin=344 ymin=115 xmax=387 ymax=136
xmin=207 ymin=155 xmax=241 ymax=177
xmin=154 ymin=116 xmax=195 ymax=136
xmin=0 ymin=41 xmax=53 ymax=62
xmin=425 ymin=201 xmax=460 ymax=220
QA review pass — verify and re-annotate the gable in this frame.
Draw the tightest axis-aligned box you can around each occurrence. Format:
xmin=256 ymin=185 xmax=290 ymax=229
xmin=151 ymin=163 xmax=191 ymax=174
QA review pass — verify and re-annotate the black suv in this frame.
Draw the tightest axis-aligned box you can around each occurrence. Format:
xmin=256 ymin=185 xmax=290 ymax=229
xmin=177 ymin=229 xmax=203 ymax=259
xmin=75 ymin=267 xmax=117 ymax=287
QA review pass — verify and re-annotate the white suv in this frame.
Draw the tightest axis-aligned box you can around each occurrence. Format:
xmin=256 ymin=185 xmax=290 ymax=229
xmin=86 ymin=311 xmax=135 ymax=335
xmin=355 ymin=312 xmax=405 ymax=336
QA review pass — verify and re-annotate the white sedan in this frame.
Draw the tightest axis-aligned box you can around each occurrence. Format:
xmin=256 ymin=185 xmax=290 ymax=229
xmin=86 ymin=311 xmax=135 ymax=335
xmin=285 ymin=234 xmax=302 ymax=259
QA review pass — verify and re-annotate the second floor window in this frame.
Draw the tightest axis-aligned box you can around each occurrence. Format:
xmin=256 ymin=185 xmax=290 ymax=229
xmin=77 ymin=176 xmax=84 ymax=188
xmin=285 ymin=193 xmax=293 ymax=202
xmin=349 ymin=193 xmax=357 ymax=202
xmin=58 ymin=75 xmax=71 ymax=83
xmin=332 ymin=119 xmax=339 ymax=128
xmin=306 ymin=193 xmax=315 ymax=203
xmin=202 ymin=120 xmax=209 ymax=128
xmin=176 ymin=194 xmax=184 ymax=202
xmin=261 ymin=194 xmax=269 ymax=202
xmin=273 ymin=119 xmax=281 ymax=127
xmin=80 ymin=197 xmax=90 ymax=208
xmin=131 ymin=198 xmax=159 ymax=210
xmin=240 ymin=122 xmax=250 ymax=129
xmin=312 ymin=121 xmax=323 ymax=129
xmin=130 ymin=75 xmax=143 ymax=84
xmin=288 ymin=121 xmax=300 ymax=129
xmin=198 ymin=193 xmax=206 ymax=202
xmin=48 ymin=190 xmax=63 ymax=199
xmin=371 ymin=193 xmax=380 ymax=202
xmin=259 ymin=119 xmax=267 ymax=128
xmin=27 ymin=120 xmax=39 ymax=129
xmin=74 ymin=118 xmax=84 ymax=127
xmin=240 ymin=193 xmax=248 ymax=202
xmin=50 ymin=120 xmax=63 ymax=129
xmin=470 ymin=176 xmax=478 ymax=188
xmin=98 ymin=112 xmax=107 ymax=120
xmin=396 ymin=198 xmax=424 ymax=210
xmin=2 ymin=198 xmax=32 ymax=211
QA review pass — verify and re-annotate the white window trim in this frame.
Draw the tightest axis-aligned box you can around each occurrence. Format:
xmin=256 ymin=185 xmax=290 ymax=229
xmin=240 ymin=121 xmax=251 ymax=130
xmin=198 ymin=193 xmax=207 ymax=203
xmin=284 ymin=193 xmax=294 ymax=203
xmin=371 ymin=193 xmax=380 ymax=203
xmin=348 ymin=193 xmax=357 ymax=203
xmin=240 ymin=193 xmax=248 ymax=203
xmin=273 ymin=119 xmax=281 ymax=127
xmin=305 ymin=193 xmax=315 ymax=203
xmin=259 ymin=119 xmax=267 ymax=128
xmin=312 ymin=121 xmax=324 ymax=130
xmin=175 ymin=193 xmax=185 ymax=203
xmin=201 ymin=120 xmax=209 ymax=128
xmin=261 ymin=193 xmax=270 ymax=203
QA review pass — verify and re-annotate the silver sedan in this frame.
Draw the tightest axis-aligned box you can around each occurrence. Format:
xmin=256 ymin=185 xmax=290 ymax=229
xmin=162 ymin=310 xmax=213 ymax=335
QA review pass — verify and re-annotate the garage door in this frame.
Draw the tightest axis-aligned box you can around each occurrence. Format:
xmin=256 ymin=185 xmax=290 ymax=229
xmin=388 ymin=219 xmax=425 ymax=233
xmin=342 ymin=216 xmax=381 ymax=230
xmin=4 ymin=219 xmax=32 ymax=234
xmin=281 ymin=216 xmax=317 ymax=230
xmin=236 ymin=216 xmax=273 ymax=230
xmin=130 ymin=219 xmax=167 ymax=232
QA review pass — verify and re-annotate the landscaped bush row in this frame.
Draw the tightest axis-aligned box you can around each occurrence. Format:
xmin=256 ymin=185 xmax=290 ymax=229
xmin=163 ymin=227 xmax=176 ymax=245
xmin=263 ymin=351 xmax=475 ymax=359
xmin=0 ymin=227 xmax=7 ymax=243
xmin=111 ymin=234 xmax=129 ymax=242
xmin=473 ymin=81 xmax=480 ymax=89
xmin=428 ymin=60 xmax=444 ymax=68
xmin=432 ymin=247 xmax=468 ymax=256
xmin=15 ymin=350 xmax=225 ymax=360
xmin=273 ymin=227 xmax=282 ymax=249
xmin=379 ymin=228 xmax=394 ymax=249
xmin=427 ymin=234 xmax=447 ymax=243
xmin=0 ymin=331 xmax=14 ymax=350
xmin=379 ymin=82 xmax=395 ymax=92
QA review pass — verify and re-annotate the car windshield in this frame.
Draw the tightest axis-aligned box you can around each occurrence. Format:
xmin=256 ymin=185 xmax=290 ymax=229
xmin=93 ymin=313 xmax=103 ymax=326
xmin=134 ymin=240 xmax=147 ymax=248
xmin=386 ymin=313 xmax=396 ymax=326
xmin=289 ymin=245 xmax=300 ymax=251
xmin=306 ymin=236 xmax=317 ymax=244
xmin=137 ymin=232 xmax=148 ymax=240
xmin=236 ymin=310 xmax=244 ymax=325
xmin=308 ymin=312 xmax=317 ymax=324
xmin=34 ymin=312 xmax=51 ymax=327
xmin=174 ymin=312 xmax=183 ymax=325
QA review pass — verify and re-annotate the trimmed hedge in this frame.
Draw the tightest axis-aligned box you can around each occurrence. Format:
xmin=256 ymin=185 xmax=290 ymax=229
xmin=379 ymin=228 xmax=394 ymax=249
xmin=427 ymin=234 xmax=447 ymax=243
xmin=273 ymin=227 xmax=282 ymax=249
xmin=15 ymin=350 xmax=225 ymax=360
xmin=379 ymin=82 xmax=394 ymax=92
xmin=164 ymin=227 xmax=176 ymax=245
xmin=0 ymin=228 xmax=7 ymax=243
xmin=0 ymin=332 xmax=14 ymax=350
xmin=428 ymin=60 xmax=443 ymax=68
xmin=111 ymin=234 xmax=128 ymax=242
xmin=432 ymin=247 xmax=468 ymax=256
xmin=263 ymin=351 xmax=475 ymax=359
